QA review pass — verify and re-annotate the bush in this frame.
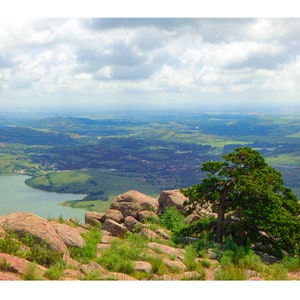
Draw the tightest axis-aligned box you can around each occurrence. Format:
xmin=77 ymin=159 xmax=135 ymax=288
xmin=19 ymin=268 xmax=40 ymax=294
xmin=160 ymin=207 xmax=185 ymax=231
xmin=25 ymin=242 xmax=64 ymax=268
xmin=0 ymin=233 xmax=20 ymax=255
xmin=192 ymin=232 xmax=218 ymax=257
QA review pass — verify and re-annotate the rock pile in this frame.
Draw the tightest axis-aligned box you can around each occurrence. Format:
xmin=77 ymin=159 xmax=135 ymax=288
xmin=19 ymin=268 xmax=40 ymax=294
xmin=0 ymin=189 xmax=217 ymax=280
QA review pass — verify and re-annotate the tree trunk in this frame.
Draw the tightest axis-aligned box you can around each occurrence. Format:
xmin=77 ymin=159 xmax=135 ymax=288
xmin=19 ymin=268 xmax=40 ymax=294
xmin=216 ymin=204 xmax=225 ymax=243
xmin=216 ymin=181 xmax=233 ymax=243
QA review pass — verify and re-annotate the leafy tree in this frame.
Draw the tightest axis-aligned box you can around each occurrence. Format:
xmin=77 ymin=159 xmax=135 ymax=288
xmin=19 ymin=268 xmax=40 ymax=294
xmin=182 ymin=147 xmax=300 ymax=257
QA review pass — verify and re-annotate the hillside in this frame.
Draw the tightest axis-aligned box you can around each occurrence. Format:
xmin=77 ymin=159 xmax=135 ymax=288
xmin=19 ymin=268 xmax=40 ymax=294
xmin=0 ymin=189 xmax=299 ymax=281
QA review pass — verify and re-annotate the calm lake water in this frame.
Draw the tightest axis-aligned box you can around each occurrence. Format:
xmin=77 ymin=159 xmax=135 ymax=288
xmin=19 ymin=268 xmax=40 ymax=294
xmin=0 ymin=175 xmax=86 ymax=222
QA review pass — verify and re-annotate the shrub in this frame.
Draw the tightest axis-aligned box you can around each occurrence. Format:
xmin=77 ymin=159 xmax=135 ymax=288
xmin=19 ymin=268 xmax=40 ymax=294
xmin=0 ymin=233 xmax=20 ymax=255
xmin=160 ymin=207 xmax=185 ymax=231
xmin=25 ymin=241 xmax=64 ymax=268
xmin=192 ymin=232 xmax=218 ymax=257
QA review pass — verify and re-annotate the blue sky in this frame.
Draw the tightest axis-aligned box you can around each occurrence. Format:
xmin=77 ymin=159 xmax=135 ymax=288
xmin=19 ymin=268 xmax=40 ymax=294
xmin=1 ymin=4 xmax=300 ymax=110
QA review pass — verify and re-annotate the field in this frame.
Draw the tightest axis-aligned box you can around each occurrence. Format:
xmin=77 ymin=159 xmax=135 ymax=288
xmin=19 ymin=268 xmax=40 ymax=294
xmin=1 ymin=108 xmax=300 ymax=210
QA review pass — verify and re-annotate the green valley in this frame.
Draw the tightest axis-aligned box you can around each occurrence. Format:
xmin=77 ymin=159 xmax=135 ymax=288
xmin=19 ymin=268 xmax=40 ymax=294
xmin=1 ymin=109 xmax=300 ymax=209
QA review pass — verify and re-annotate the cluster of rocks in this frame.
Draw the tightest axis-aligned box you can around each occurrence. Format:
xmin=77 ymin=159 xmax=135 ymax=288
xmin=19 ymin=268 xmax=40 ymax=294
xmin=85 ymin=189 xmax=216 ymax=238
xmin=0 ymin=189 xmax=216 ymax=280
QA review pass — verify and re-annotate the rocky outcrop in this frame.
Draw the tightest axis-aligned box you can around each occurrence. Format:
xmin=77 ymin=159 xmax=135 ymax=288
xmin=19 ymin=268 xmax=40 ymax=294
xmin=84 ymin=211 xmax=104 ymax=226
xmin=147 ymin=242 xmax=186 ymax=261
xmin=100 ymin=209 xmax=123 ymax=224
xmin=101 ymin=219 xmax=127 ymax=237
xmin=49 ymin=221 xmax=86 ymax=248
xmin=140 ymin=226 xmax=159 ymax=240
xmin=162 ymin=258 xmax=187 ymax=272
xmin=0 ymin=253 xmax=47 ymax=280
xmin=124 ymin=216 xmax=140 ymax=232
xmin=110 ymin=190 xmax=159 ymax=219
xmin=158 ymin=189 xmax=189 ymax=214
xmin=133 ymin=261 xmax=152 ymax=273
xmin=0 ymin=212 xmax=69 ymax=255
xmin=138 ymin=210 xmax=159 ymax=223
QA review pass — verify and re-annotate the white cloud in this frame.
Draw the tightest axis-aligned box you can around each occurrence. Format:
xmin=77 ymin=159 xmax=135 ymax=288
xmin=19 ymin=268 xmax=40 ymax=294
xmin=1 ymin=18 xmax=300 ymax=108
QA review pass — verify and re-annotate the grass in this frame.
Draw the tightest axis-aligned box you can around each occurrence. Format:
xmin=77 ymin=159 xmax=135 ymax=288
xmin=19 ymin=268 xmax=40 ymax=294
xmin=0 ymin=258 xmax=15 ymax=272
xmin=97 ymin=233 xmax=147 ymax=274
xmin=44 ymin=261 xmax=65 ymax=280
xmin=69 ymin=228 xmax=102 ymax=264
xmin=149 ymin=256 xmax=168 ymax=275
xmin=22 ymin=263 xmax=42 ymax=280
xmin=183 ymin=245 xmax=199 ymax=271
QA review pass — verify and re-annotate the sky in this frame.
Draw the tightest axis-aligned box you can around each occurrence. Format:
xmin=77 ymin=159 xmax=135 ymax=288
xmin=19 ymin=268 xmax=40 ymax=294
xmin=1 ymin=3 xmax=300 ymax=111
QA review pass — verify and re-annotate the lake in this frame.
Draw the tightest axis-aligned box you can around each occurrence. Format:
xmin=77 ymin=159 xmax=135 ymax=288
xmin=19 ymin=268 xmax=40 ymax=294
xmin=0 ymin=175 xmax=87 ymax=222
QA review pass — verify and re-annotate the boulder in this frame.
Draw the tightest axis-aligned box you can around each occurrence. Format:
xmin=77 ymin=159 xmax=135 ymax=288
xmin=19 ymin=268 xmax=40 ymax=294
xmin=79 ymin=261 xmax=107 ymax=275
xmin=111 ymin=272 xmax=137 ymax=280
xmin=110 ymin=190 xmax=159 ymax=219
xmin=0 ymin=212 xmax=68 ymax=255
xmin=100 ymin=234 xmax=115 ymax=244
xmin=138 ymin=210 xmax=159 ymax=223
xmin=185 ymin=213 xmax=201 ymax=224
xmin=133 ymin=261 xmax=152 ymax=273
xmin=151 ymin=271 xmax=201 ymax=280
xmin=147 ymin=242 xmax=185 ymax=261
xmin=158 ymin=190 xmax=189 ymax=214
xmin=195 ymin=207 xmax=217 ymax=218
xmin=84 ymin=211 xmax=104 ymax=226
xmin=140 ymin=226 xmax=159 ymax=240
xmin=100 ymin=209 xmax=123 ymax=224
xmin=49 ymin=221 xmax=86 ymax=248
xmin=162 ymin=258 xmax=187 ymax=272
xmin=155 ymin=228 xmax=171 ymax=240
xmin=97 ymin=243 xmax=111 ymax=251
xmin=124 ymin=216 xmax=140 ymax=232
xmin=63 ymin=268 xmax=83 ymax=280
xmin=0 ymin=253 xmax=47 ymax=278
xmin=101 ymin=219 xmax=127 ymax=237
xmin=0 ymin=271 xmax=20 ymax=280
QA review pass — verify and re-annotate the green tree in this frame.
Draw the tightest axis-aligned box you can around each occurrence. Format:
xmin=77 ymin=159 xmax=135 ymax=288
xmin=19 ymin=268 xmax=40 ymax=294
xmin=182 ymin=147 xmax=300 ymax=257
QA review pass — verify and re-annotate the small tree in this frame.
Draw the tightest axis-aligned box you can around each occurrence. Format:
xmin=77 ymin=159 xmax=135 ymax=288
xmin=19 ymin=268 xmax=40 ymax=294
xmin=182 ymin=147 xmax=300 ymax=257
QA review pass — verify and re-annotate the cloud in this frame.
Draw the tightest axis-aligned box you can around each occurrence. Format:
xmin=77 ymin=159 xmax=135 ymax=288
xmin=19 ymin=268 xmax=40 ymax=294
xmin=1 ymin=18 xmax=300 ymax=108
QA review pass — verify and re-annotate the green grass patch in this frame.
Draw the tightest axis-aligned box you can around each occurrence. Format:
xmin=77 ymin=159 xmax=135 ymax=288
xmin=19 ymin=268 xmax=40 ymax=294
xmin=22 ymin=263 xmax=42 ymax=280
xmin=97 ymin=233 xmax=148 ymax=274
xmin=69 ymin=228 xmax=102 ymax=264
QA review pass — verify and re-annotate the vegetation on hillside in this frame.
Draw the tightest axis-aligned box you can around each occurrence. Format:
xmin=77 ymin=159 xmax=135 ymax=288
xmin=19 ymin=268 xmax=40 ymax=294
xmin=182 ymin=147 xmax=300 ymax=258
